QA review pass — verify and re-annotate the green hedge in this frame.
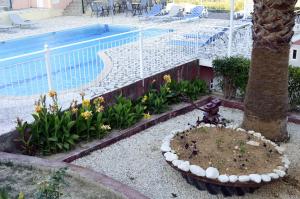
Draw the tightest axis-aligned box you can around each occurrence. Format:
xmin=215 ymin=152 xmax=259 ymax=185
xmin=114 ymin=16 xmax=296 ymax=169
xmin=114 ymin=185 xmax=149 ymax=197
xmin=213 ymin=56 xmax=250 ymax=99
xmin=213 ymin=56 xmax=300 ymax=110
xmin=289 ymin=67 xmax=300 ymax=110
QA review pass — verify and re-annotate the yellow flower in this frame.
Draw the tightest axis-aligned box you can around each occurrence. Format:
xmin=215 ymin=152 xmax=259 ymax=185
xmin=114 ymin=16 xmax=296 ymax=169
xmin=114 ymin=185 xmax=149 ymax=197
xmin=100 ymin=124 xmax=111 ymax=130
xmin=96 ymin=105 xmax=104 ymax=113
xmin=163 ymin=74 xmax=171 ymax=84
xmin=35 ymin=105 xmax=42 ymax=113
xmin=81 ymin=111 xmax=92 ymax=120
xmin=93 ymin=96 xmax=105 ymax=106
xmin=98 ymin=96 xmax=105 ymax=104
xmin=18 ymin=192 xmax=25 ymax=199
xmin=71 ymin=107 xmax=78 ymax=114
xmin=143 ymin=112 xmax=151 ymax=119
xmin=141 ymin=95 xmax=148 ymax=103
xmin=48 ymin=90 xmax=57 ymax=98
xmin=82 ymin=99 xmax=90 ymax=108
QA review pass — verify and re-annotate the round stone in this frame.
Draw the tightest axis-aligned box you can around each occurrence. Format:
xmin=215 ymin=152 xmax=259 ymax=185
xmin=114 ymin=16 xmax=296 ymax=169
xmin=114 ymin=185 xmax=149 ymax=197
xmin=190 ymin=165 xmax=206 ymax=177
xmin=229 ymin=175 xmax=238 ymax=183
xmin=238 ymin=175 xmax=250 ymax=182
xmin=268 ymin=173 xmax=279 ymax=179
xmin=164 ymin=152 xmax=178 ymax=162
xmin=172 ymin=159 xmax=183 ymax=167
xmin=178 ymin=161 xmax=190 ymax=172
xmin=249 ymin=174 xmax=262 ymax=183
xmin=261 ymin=174 xmax=271 ymax=182
xmin=205 ymin=167 xmax=219 ymax=179
xmin=218 ymin=175 xmax=229 ymax=183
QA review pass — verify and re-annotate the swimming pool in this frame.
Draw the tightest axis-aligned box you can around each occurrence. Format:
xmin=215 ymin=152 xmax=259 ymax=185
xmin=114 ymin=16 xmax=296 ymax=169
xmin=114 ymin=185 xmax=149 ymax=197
xmin=0 ymin=24 xmax=167 ymax=96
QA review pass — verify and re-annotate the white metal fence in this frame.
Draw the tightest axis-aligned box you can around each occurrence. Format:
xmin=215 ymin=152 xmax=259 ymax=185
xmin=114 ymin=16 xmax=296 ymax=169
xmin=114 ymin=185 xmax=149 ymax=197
xmin=0 ymin=22 xmax=252 ymax=134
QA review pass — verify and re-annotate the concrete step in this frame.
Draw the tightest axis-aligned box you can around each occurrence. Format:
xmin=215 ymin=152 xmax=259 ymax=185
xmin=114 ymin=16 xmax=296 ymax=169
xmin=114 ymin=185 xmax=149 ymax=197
xmin=63 ymin=0 xmax=85 ymax=16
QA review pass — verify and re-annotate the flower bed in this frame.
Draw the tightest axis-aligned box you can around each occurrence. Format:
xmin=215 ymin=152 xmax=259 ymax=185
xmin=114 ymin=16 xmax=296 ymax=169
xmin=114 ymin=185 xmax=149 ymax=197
xmin=15 ymin=75 xmax=208 ymax=156
xmin=161 ymin=124 xmax=290 ymax=196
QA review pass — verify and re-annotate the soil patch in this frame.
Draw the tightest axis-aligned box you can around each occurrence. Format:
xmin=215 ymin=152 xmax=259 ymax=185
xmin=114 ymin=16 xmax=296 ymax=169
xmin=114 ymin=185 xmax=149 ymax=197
xmin=0 ymin=162 xmax=122 ymax=199
xmin=171 ymin=127 xmax=282 ymax=175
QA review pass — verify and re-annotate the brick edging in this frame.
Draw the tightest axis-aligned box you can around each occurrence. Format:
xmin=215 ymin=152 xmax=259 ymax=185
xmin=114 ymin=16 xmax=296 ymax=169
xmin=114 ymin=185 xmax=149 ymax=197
xmin=51 ymin=96 xmax=213 ymax=163
xmin=51 ymin=96 xmax=300 ymax=163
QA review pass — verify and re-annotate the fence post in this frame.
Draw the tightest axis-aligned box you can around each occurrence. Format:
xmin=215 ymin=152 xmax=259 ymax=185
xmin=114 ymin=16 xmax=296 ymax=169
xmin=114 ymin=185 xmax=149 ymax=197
xmin=44 ymin=44 xmax=53 ymax=91
xmin=227 ymin=0 xmax=235 ymax=57
xmin=139 ymin=28 xmax=144 ymax=87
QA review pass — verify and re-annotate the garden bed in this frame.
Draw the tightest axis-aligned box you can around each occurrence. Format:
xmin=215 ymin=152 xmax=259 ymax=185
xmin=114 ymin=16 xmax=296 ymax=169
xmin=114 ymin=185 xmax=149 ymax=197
xmin=170 ymin=127 xmax=284 ymax=176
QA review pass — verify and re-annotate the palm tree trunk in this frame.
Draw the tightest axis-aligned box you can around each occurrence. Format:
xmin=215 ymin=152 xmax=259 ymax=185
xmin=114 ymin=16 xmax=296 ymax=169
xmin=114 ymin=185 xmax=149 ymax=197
xmin=242 ymin=0 xmax=297 ymax=142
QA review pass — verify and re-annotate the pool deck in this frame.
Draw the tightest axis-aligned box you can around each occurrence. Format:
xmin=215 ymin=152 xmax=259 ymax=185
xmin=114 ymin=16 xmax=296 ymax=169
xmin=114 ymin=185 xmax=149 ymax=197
xmin=0 ymin=14 xmax=249 ymax=135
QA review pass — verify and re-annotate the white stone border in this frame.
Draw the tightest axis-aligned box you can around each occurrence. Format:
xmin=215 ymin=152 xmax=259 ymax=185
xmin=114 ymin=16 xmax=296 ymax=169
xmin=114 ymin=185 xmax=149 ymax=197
xmin=161 ymin=124 xmax=290 ymax=184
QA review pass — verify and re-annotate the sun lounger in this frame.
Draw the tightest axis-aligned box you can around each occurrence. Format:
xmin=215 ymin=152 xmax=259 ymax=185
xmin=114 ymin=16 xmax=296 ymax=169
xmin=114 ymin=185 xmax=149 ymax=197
xmin=139 ymin=4 xmax=162 ymax=20
xmin=9 ymin=13 xmax=36 ymax=28
xmin=150 ymin=5 xmax=184 ymax=22
xmin=0 ymin=24 xmax=14 ymax=32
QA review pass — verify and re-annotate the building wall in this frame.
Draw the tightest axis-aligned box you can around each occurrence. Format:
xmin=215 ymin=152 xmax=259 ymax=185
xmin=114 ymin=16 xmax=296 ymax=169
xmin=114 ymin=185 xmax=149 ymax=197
xmin=290 ymin=44 xmax=300 ymax=67
xmin=0 ymin=0 xmax=9 ymax=7
xmin=11 ymin=0 xmax=72 ymax=10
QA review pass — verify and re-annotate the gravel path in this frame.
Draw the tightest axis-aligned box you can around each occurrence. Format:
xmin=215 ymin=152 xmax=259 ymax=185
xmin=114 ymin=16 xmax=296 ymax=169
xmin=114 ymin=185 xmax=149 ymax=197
xmin=73 ymin=107 xmax=300 ymax=199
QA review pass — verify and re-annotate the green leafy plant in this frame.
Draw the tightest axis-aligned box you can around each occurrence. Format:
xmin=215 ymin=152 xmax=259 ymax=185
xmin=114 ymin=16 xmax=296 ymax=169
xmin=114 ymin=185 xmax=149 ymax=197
xmin=16 ymin=118 xmax=34 ymax=155
xmin=141 ymin=88 xmax=170 ymax=114
xmin=215 ymin=138 xmax=224 ymax=148
xmin=0 ymin=188 xmax=9 ymax=199
xmin=16 ymin=76 xmax=208 ymax=156
xmin=35 ymin=168 xmax=68 ymax=199
xmin=169 ymin=79 xmax=208 ymax=101
xmin=288 ymin=66 xmax=300 ymax=110
xmin=213 ymin=56 xmax=250 ymax=99
xmin=105 ymin=96 xmax=144 ymax=129
xmin=239 ymin=140 xmax=246 ymax=156
xmin=29 ymin=93 xmax=79 ymax=155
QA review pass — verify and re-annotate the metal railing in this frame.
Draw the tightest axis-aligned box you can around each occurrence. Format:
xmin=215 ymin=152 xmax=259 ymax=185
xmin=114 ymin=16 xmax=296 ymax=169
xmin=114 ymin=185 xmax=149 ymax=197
xmin=0 ymin=22 xmax=252 ymax=134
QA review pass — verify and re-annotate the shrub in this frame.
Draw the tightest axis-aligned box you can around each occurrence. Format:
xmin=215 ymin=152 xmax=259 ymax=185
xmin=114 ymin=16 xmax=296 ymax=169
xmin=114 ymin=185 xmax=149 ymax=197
xmin=213 ymin=56 xmax=250 ymax=99
xmin=213 ymin=56 xmax=300 ymax=109
xmin=288 ymin=67 xmax=300 ymax=110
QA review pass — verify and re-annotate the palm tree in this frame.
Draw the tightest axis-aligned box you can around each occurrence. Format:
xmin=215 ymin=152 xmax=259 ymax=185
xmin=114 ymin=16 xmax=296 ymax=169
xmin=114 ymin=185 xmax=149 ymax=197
xmin=242 ymin=0 xmax=297 ymax=142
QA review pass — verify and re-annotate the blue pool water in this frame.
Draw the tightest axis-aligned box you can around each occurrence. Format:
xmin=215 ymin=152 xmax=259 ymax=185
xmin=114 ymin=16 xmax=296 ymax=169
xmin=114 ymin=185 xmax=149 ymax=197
xmin=0 ymin=24 xmax=167 ymax=96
